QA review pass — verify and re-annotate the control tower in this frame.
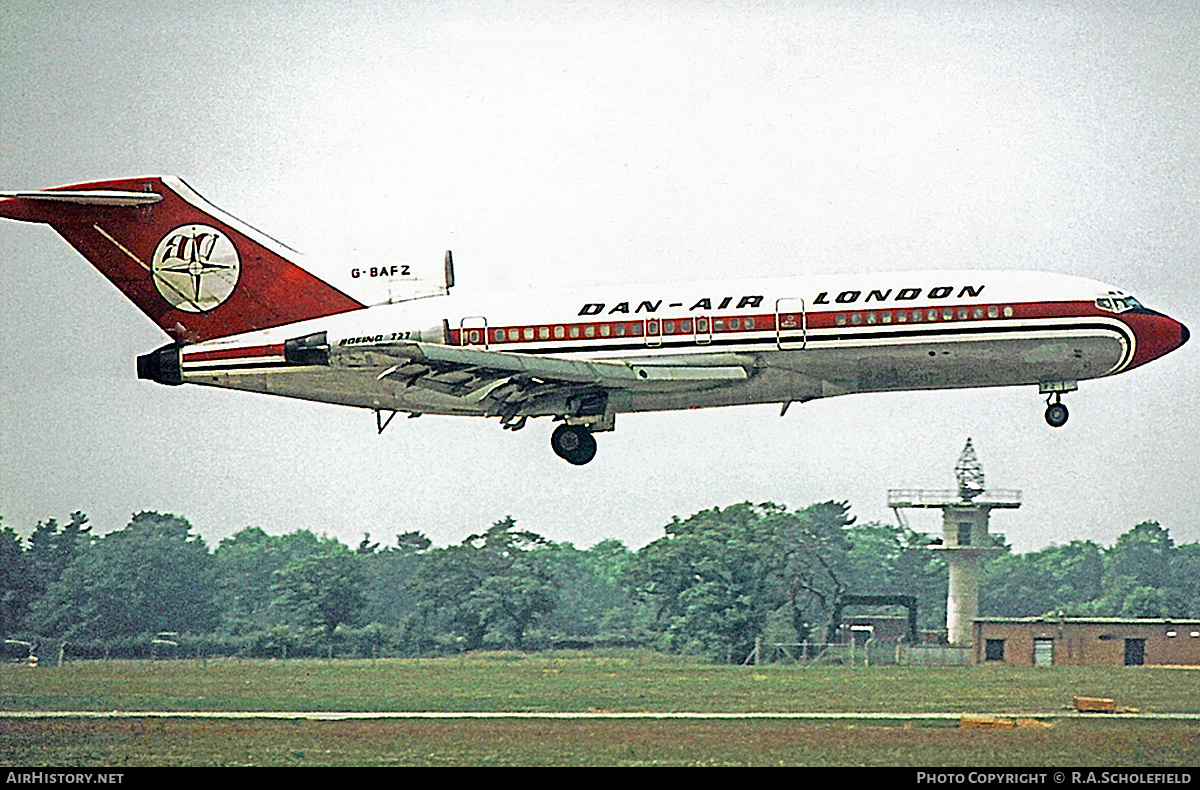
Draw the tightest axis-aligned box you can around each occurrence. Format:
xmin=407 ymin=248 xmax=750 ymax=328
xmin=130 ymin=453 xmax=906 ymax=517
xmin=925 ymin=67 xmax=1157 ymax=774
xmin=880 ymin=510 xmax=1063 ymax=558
xmin=888 ymin=439 xmax=1021 ymax=645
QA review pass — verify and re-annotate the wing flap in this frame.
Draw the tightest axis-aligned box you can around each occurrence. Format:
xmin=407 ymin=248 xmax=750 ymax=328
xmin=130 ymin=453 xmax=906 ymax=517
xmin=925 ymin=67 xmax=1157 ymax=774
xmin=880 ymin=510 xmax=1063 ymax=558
xmin=328 ymin=340 xmax=748 ymax=394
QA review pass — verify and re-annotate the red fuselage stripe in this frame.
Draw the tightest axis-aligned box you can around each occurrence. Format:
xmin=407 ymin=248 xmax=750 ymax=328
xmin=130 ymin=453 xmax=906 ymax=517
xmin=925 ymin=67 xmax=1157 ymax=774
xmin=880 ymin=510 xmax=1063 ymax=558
xmin=184 ymin=343 xmax=285 ymax=363
xmin=450 ymin=299 xmax=1120 ymax=347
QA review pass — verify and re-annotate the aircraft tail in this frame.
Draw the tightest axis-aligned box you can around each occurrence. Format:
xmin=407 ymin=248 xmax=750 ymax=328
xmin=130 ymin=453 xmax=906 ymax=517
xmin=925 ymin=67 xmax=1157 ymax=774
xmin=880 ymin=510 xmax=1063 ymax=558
xmin=0 ymin=176 xmax=364 ymax=342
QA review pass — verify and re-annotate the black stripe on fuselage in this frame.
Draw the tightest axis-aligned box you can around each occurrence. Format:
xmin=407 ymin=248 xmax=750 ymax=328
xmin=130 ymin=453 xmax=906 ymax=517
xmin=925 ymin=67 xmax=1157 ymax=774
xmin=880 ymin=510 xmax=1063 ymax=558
xmin=182 ymin=360 xmax=289 ymax=373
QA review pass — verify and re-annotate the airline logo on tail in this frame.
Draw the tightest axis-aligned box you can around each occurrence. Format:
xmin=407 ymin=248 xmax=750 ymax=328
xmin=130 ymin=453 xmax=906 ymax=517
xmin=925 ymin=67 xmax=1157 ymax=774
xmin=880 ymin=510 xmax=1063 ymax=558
xmin=151 ymin=224 xmax=240 ymax=312
xmin=0 ymin=176 xmax=367 ymax=341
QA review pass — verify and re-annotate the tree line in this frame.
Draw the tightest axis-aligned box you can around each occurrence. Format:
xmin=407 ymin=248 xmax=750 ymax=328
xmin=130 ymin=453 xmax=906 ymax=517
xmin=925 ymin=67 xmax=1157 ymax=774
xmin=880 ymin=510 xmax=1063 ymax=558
xmin=0 ymin=504 xmax=1195 ymax=663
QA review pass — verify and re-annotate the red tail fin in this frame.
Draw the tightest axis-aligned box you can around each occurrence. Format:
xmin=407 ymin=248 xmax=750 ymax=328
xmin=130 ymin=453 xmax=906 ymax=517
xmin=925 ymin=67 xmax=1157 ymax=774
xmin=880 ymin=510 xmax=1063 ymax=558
xmin=0 ymin=176 xmax=363 ymax=342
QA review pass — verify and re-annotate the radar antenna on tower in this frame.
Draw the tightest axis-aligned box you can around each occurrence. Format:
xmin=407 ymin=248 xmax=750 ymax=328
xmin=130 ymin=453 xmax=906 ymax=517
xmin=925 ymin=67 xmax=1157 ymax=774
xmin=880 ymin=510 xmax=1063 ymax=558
xmin=955 ymin=438 xmax=985 ymax=501
xmin=888 ymin=439 xmax=1021 ymax=646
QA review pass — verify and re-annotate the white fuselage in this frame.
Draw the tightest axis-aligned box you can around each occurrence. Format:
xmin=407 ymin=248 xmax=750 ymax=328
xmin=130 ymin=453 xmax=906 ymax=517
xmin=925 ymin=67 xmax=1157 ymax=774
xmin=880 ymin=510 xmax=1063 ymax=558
xmin=176 ymin=269 xmax=1161 ymax=424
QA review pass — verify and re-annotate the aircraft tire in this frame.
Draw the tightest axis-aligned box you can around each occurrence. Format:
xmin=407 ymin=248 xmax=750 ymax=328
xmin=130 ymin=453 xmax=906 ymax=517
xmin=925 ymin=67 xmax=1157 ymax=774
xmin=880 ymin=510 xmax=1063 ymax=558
xmin=551 ymin=424 xmax=597 ymax=465
xmin=1045 ymin=402 xmax=1069 ymax=428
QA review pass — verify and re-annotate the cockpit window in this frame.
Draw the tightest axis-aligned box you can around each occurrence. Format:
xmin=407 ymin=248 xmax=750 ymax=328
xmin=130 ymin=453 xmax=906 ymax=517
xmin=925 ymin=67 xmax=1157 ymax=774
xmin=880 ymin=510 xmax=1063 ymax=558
xmin=1096 ymin=294 xmax=1143 ymax=313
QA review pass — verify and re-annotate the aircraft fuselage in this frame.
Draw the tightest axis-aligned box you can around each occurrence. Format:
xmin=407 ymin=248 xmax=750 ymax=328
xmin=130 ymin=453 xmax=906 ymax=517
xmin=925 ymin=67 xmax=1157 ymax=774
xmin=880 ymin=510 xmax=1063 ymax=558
xmin=167 ymin=269 xmax=1187 ymax=435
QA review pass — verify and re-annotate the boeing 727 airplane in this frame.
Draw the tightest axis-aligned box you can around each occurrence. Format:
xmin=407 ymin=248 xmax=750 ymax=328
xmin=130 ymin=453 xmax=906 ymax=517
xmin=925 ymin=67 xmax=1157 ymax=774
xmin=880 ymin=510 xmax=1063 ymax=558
xmin=1 ymin=176 xmax=1189 ymax=464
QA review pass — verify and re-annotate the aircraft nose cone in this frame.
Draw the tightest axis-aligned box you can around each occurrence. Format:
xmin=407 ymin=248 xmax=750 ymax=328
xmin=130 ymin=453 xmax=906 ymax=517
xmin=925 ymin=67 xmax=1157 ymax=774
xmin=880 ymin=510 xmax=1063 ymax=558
xmin=1124 ymin=311 xmax=1190 ymax=370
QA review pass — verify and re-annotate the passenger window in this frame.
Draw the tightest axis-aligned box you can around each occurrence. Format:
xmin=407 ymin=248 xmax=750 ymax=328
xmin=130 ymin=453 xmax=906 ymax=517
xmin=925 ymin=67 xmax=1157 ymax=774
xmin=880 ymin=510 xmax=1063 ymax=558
xmin=972 ymin=307 xmax=983 ymax=319
xmin=851 ymin=313 xmax=862 ymax=325
xmin=539 ymin=327 xmax=550 ymax=340
xmin=570 ymin=326 xmax=580 ymax=338
xmin=745 ymin=317 xmax=755 ymax=330
xmin=881 ymin=312 xmax=892 ymax=324
xmin=584 ymin=325 xmax=595 ymax=338
xmin=987 ymin=306 xmax=999 ymax=318
xmin=554 ymin=326 xmax=565 ymax=339
xmin=836 ymin=314 xmax=847 ymax=326
xmin=729 ymin=317 xmax=739 ymax=330
xmin=681 ymin=319 xmax=692 ymax=332
xmin=523 ymin=328 xmax=534 ymax=341
xmin=927 ymin=309 xmax=938 ymax=321
xmin=631 ymin=323 xmax=643 ymax=336
xmin=896 ymin=311 xmax=907 ymax=323
xmin=866 ymin=313 xmax=876 ymax=324
xmin=1003 ymin=306 xmax=1014 ymax=318
xmin=957 ymin=308 xmax=968 ymax=320
xmin=663 ymin=320 xmax=675 ymax=333
xmin=615 ymin=324 xmax=626 ymax=337
xmin=599 ymin=324 xmax=610 ymax=337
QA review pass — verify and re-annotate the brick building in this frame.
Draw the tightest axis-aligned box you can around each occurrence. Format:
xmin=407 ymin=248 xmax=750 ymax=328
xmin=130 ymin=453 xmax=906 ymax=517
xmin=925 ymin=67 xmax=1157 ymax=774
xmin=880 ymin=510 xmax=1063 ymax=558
xmin=973 ymin=617 xmax=1200 ymax=666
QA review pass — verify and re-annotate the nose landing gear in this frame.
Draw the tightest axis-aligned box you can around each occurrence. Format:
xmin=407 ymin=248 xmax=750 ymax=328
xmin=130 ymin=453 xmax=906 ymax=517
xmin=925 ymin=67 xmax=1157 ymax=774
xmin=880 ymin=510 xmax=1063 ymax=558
xmin=1040 ymin=381 xmax=1076 ymax=428
xmin=551 ymin=424 xmax=597 ymax=465
xmin=1044 ymin=395 xmax=1069 ymax=428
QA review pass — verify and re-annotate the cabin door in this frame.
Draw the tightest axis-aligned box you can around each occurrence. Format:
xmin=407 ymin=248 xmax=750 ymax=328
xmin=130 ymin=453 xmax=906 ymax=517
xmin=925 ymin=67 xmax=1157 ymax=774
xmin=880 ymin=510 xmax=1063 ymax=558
xmin=775 ymin=298 xmax=806 ymax=349
xmin=460 ymin=316 xmax=489 ymax=349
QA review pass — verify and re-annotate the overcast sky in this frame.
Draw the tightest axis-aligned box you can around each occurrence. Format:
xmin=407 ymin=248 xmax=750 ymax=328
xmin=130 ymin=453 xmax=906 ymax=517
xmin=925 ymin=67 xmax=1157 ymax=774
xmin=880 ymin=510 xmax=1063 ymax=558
xmin=1 ymin=0 xmax=1197 ymax=554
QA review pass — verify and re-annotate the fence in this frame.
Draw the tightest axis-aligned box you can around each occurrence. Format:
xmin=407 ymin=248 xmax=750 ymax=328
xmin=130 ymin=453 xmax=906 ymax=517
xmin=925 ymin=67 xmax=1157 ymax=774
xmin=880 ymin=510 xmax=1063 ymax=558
xmin=746 ymin=638 xmax=900 ymax=666
xmin=747 ymin=640 xmax=975 ymax=666
xmin=897 ymin=644 xmax=973 ymax=666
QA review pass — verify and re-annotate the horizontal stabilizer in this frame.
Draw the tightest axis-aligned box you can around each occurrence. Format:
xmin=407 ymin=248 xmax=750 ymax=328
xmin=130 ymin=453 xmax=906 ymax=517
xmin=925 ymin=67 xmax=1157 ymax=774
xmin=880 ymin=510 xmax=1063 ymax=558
xmin=0 ymin=189 xmax=163 ymax=207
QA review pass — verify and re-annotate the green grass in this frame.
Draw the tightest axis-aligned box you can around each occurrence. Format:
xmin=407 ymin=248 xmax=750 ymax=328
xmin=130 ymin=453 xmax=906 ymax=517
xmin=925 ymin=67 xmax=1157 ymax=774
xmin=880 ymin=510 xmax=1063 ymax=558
xmin=0 ymin=652 xmax=1197 ymax=766
xmin=2 ymin=652 xmax=1198 ymax=714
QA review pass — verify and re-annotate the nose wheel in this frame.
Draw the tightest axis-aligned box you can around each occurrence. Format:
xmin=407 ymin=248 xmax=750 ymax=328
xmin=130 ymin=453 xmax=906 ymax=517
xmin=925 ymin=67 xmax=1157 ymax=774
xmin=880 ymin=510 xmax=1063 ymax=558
xmin=551 ymin=424 xmax=597 ymax=465
xmin=1044 ymin=394 xmax=1069 ymax=428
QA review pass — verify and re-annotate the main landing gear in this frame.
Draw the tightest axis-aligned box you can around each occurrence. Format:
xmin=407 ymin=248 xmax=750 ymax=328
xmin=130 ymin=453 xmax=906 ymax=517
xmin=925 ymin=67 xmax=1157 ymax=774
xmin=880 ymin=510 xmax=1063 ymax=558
xmin=551 ymin=424 xmax=597 ymax=465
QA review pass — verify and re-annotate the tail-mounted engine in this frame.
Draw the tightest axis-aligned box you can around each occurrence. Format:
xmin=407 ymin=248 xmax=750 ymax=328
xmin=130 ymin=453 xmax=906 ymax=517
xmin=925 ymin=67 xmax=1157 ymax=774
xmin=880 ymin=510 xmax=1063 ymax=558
xmin=136 ymin=344 xmax=183 ymax=385
xmin=284 ymin=332 xmax=330 ymax=366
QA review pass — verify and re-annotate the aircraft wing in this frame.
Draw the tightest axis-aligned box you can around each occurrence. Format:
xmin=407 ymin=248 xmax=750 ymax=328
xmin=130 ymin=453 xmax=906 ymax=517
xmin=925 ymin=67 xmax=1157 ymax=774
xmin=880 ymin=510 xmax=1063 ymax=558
xmin=299 ymin=337 xmax=750 ymax=424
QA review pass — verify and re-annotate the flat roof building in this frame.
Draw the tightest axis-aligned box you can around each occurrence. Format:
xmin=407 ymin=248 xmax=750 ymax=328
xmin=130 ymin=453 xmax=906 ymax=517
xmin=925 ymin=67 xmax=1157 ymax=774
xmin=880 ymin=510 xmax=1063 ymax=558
xmin=973 ymin=617 xmax=1200 ymax=667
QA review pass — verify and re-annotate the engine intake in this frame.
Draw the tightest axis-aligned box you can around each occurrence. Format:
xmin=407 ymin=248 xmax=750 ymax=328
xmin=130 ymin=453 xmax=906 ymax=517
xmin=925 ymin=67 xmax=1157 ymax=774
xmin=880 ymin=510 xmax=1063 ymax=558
xmin=284 ymin=332 xmax=330 ymax=366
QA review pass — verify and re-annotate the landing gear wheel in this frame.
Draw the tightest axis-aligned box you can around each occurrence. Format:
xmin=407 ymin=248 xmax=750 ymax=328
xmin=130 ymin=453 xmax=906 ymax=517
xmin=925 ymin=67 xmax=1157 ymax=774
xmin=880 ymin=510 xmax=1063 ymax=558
xmin=1045 ymin=401 xmax=1069 ymax=428
xmin=551 ymin=424 xmax=597 ymax=465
